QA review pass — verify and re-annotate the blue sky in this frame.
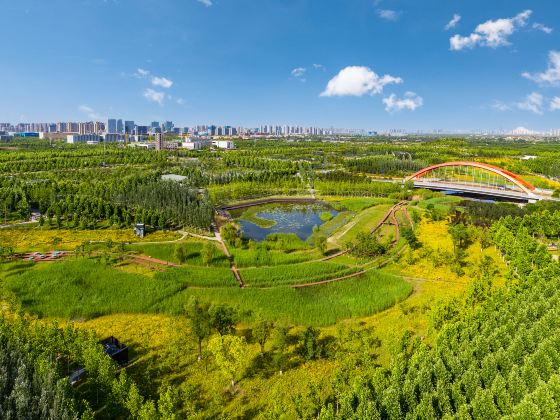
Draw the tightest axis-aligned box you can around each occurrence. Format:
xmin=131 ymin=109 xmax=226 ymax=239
xmin=1 ymin=0 xmax=559 ymax=131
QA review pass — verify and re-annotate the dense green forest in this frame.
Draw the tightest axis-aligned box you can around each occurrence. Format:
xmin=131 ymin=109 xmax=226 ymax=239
xmin=2 ymin=136 xmax=560 ymax=418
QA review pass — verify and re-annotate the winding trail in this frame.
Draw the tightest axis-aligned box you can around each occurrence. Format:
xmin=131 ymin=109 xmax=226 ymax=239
xmin=10 ymin=199 xmax=414 ymax=292
xmin=289 ymin=202 xmax=413 ymax=289
xmin=212 ymin=223 xmax=245 ymax=288
xmin=321 ymin=201 xmax=406 ymax=262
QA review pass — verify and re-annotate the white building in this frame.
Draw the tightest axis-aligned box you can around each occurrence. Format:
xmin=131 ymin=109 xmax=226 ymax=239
xmin=182 ymin=137 xmax=212 ymax=150
xmin=182 ymin=141 xmax=204 ymax=150
xmin=212 ymin=140 xmax=235 ymax=149
xmin=103 ymin=133 xmax=126 ymax=142
xmin=129 ymin=135 xmax=147 ymax=142
xmin=67 ymin=134 xmax=102 ymax=143
xmin=129 ymin=142 xmax=155 ymax=149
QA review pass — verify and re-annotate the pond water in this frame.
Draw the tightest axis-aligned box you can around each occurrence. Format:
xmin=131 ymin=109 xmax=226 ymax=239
xmin=236 ymin=203 xmax=338 ymax=241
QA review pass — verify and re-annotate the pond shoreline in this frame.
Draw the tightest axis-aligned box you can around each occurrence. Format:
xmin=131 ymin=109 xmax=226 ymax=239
xmin=234 ymin=201 xmax=338 ymax=242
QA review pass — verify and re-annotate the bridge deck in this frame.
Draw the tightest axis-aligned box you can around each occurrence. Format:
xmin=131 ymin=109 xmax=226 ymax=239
xmin=412 ymin=180 xmax=558 ymax=201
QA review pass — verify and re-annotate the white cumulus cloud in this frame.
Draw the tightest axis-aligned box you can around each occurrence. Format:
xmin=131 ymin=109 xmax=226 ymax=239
xmin=445 ymin=14 xmax=461 ymax=31
xmin=197 ymin=0 xmax=212 ymax=6
xmin=491 ymin=101 xmax=512 ymax=112
xmin=522 ymin=51 xmax=560 ymax=85
xmin=151 ymin=76 xmax=173 ymax=88
xmin=291 ymin=67 xmax=307 ymax=81
xmin=320 ymin=66 xmax=402 ymax=97
xmin=516 ymin=92 xmax=544 ymax=114
xmin=533 ymin=23 xmax=553 ymax=34
xmin=383 ymin=92 xmax=423 ymax=113
xmin=376 ymin=9 xmax=400 ymax=21
xmin=135 ymin=68 xmax=150 ymax=78
xmin=551 ymin=97 xmax=560 ymax=111
xmin=450 ymin=10 xmax=532 ymax=51
xmin=78 ymin=105 xmax=102 ymax=120
xmin=143 ymin=88 xmax=165 ymax=105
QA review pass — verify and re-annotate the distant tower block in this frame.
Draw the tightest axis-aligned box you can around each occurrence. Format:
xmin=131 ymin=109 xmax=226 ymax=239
xmin=155 ymin=133 xmax=164 ymax=151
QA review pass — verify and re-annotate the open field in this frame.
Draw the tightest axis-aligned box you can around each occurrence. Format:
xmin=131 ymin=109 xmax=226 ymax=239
xmin=231 ymin=247 xmax=321 ymax=267
xmin=1 ymin=258 xmax=411 ymax=326
xmin=0 ymin=226 xmax=181 ymax=252
xmin=0 ymin=259 xmax=237 ymax=319
xmin=173 ymin=271 xmax=413 ymax=325
xmin=127 ymin=239 xmax=229 ymax=267
xmin=240 ymin=260 xmax=361 ymax=287
xmin=329 ymin=203 xmax=393 ymax=246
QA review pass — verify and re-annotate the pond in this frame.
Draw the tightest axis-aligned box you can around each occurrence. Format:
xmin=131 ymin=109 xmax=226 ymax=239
xmin=233 ymin=203 xmax=338 ymax=242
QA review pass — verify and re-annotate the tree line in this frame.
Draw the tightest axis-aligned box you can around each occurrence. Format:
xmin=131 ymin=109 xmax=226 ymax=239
xmin=302 ymin=210 xmax=560 ymax=418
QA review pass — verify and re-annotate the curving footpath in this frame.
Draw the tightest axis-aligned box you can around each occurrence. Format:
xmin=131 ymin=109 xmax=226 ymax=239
xmin=289 ymin=202 xmax=412 ymax=289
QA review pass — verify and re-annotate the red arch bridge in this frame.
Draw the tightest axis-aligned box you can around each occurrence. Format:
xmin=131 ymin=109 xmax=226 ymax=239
xmin=404 ymin=161 xmax=557 ymax=202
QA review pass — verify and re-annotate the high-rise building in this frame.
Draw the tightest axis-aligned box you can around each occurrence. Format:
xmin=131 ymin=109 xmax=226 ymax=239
xmin=164 ymin=121 xmax=173 ymax=132
xmin=124 ymin=120 xmax=135 ymax=134
xmin=107 ymin=119 xmax=117 ymax=133
xmin=93 ymin=121 xmax=105 ymax=134
xmin=66 ymin=122 xmax=79 ymax=133
xmin=155 ymin=133 xmax=164 ymax=151
xmin=135 ymin=125 xmax=149 ymax=135
xmin=78 ymin=122 xmax=95 ymax=134
xmin=151 ymin=121 xmax=160 ymax=129
xmin=117 ymin=119 xmax=124 ymax=134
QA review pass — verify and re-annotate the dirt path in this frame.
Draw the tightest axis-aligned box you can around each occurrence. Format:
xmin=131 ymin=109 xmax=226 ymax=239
xmin=290 ymin=202 xmax=413 ymax=288
xmin=124 ymin=257 xmax=166 ymax=271
xmin=403 ymin=206 xmax=414 ymax=230
xmin=183 ymin=231 xmax=219 ymax=241
xmin=291 ymin=270 xmax=367 ymax=288
xmin=327 ymin=219 xmax=358 ymax=245
xmin=212 ymin=223 xmax=245 ymax=288
xmin=129 ymin=255 xmax=179 ymax=267
xmin=221 ymin=197 xmax=318 ymax=211
xmin=322 ymin=201 xmax=406 ymax=262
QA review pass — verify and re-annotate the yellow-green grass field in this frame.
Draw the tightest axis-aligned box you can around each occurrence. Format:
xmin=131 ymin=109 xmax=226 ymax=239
xmin=0 ymin=226 xmax=181 ymax=252
xmin=329 ymin=204 xmax=393 ymax=246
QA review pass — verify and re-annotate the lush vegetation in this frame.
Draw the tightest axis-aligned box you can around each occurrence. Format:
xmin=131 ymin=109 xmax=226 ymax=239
xmin=3 ymin=136 xmax=560 ymax=418
xmin=0 ymin=303 xmax=181 ymax=419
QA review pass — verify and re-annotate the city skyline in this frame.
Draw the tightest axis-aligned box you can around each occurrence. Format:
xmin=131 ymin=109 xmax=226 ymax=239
xmin=5 ymin=118 xmax=560 ymax=137
xmin=2 ymin=0 xmax=560 ymax=131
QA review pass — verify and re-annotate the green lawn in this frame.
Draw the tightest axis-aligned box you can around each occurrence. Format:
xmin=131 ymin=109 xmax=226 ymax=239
xmin=335 ymin=204 xmax=393 ymax=244
xmin=325 ymin=197 xmax=397 ymax=212
xmin=232 ymin=247 xmax=321 ymax=267
xmin=239 ymin=260 xmax=362 ymax=287
xmin=126 ymin=240 xmax=229 ymax=267
xmin=1 ymin=259 xmax=412 ymax=326
xmin=1 ymin=260 xmax=186 ymax=319
xmin=415 ymin=195 xmax=462 ymax=212
xmin=173 ymin=271 xmax=413 ymax=326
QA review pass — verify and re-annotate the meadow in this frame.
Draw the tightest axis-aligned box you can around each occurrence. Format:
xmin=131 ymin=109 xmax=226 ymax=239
xmin=1 ymin=259 xmax=186 ymax=319
xmin=231 ymin=247 xmax=321 ymax=267
xmin=1 ymin=258 xmax=411 ymax=326
xmin=168 ymin=270 xmax=413 ymax=326
xmin=0 ymin=226 xmax=180 ymax=252
xmin=239 ymin=260 xmax=362 ymax=287
xmin=331 ymin=203 xmax=393 ymax=245
xmin=127 ymin=239 xmax=229 ymax=266
xmin=0 ymin=259 xmax=237 ymax=319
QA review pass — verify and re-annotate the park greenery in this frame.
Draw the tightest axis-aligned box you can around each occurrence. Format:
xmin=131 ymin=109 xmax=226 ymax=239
xmin=2 ymin=136 xmax=560 ymax=417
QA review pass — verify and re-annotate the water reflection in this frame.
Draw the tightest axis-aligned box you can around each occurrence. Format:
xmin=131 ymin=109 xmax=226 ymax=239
xmin=238 ymin=203 xmax=338 ymax=241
